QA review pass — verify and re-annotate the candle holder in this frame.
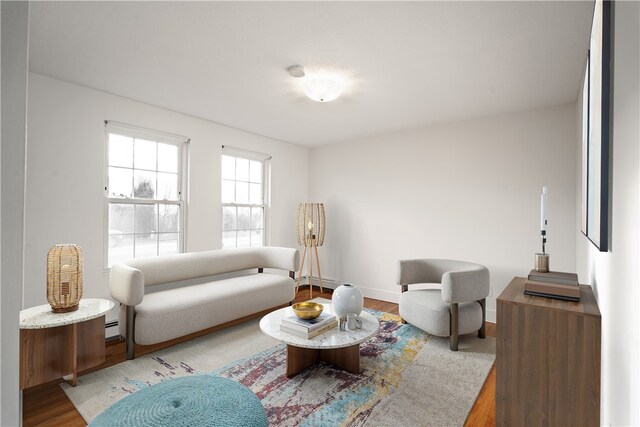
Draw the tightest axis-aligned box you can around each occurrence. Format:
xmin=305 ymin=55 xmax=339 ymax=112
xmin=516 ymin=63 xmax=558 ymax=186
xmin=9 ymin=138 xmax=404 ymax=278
xmin=534 ymin=253 xmax=549 ymax=272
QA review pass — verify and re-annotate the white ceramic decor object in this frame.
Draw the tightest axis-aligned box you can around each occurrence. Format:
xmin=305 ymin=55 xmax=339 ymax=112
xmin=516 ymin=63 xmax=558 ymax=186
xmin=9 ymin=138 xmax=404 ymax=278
xmin=332 ymin=283 xmax=363 ymax=318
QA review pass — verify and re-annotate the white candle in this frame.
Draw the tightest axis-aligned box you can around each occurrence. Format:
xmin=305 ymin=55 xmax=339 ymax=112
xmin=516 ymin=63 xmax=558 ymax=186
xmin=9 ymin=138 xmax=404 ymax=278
xmin=540 ymin=186 xmax=548 ymax=231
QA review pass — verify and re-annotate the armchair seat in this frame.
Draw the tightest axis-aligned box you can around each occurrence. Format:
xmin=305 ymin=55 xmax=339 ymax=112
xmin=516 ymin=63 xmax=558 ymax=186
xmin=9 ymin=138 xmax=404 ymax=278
xmin=400 ymin=290 xmax=482 ymax=337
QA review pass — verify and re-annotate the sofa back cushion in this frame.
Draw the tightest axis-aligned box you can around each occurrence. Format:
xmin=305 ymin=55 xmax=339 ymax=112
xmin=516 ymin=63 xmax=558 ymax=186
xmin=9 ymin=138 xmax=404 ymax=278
xmin=121 ymin=247 xmax=298 ymax=287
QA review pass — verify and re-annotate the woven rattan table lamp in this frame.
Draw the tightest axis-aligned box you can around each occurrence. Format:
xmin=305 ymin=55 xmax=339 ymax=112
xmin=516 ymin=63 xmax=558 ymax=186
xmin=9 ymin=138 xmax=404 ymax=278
xmin=47 ymin=244 xmax=83 ymax=313
xmin=295 ymin=203 xmax=325 ymax=299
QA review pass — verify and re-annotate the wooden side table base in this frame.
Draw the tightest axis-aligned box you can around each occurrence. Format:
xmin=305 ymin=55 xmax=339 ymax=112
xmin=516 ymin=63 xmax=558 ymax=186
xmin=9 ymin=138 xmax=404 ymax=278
xmin=286 ymin=344 xmax=360 ymax=377
xmin=71 ymin=322 xmax=78 ymax=387
xmin=20 ymin=315 xmax=106 ymax=389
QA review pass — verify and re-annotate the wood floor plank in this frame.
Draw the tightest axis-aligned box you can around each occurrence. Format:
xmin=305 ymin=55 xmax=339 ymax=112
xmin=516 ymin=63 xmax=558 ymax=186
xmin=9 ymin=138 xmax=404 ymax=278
xmin=464 ymin=364 xmax=496 ymax=427
xmin=23 ymin=285 xmax=495 ymax=426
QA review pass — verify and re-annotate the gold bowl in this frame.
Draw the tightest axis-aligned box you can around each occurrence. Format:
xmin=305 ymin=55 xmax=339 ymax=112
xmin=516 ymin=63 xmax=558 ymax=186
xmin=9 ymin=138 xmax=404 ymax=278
xmin=292 ymin=302 xmax=324 ymax=320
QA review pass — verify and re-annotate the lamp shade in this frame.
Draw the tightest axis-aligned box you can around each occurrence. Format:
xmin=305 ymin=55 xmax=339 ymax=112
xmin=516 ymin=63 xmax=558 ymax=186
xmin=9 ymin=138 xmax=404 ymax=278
xmin=296 ymin=203 xmax=325 ymax=247
xmin=303 ymin=78 xmax=343 ymax=102
xmin=47 ymin=244 xmax=83 ymax=313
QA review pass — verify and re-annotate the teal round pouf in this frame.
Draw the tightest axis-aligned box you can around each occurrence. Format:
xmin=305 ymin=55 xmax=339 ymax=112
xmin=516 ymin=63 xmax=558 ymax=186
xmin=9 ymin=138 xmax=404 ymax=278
xmin=90 ymin=375 xmax=268 ymax=427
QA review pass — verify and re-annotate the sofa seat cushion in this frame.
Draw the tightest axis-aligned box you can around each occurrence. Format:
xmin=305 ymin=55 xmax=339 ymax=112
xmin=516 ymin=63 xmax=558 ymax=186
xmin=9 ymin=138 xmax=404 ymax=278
xmin=399 ymin=289 xmax=482 ymax=337
xmin=120 ymin=273 xmax=294 ymax=345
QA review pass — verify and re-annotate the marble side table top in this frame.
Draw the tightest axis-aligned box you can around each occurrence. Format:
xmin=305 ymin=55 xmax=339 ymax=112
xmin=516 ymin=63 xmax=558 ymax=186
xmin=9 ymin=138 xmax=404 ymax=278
xmin=20 ymin=298 xmax=115 ymax=329
xmin=260 ymin=302 xmax=379 ymax=349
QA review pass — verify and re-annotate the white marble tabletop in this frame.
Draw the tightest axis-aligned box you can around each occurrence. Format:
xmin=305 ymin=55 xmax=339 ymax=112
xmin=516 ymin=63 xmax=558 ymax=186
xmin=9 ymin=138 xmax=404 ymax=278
xmin=20 ymin=298 xmax=115 ymax=329
xmin=260 ymin=302 xmax=379 ymax=349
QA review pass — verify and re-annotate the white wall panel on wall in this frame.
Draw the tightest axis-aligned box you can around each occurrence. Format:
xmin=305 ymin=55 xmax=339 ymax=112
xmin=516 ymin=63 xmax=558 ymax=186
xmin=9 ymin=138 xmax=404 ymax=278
xmin=1 ymin=2 xmax=30 ymax=424
xmin=308 ymin=103 xmax=578 ymax=321
xmin=575 ymin=2 xmax=640 ymax=425
xmin=24 ymin=73 xmax=308 ymax=326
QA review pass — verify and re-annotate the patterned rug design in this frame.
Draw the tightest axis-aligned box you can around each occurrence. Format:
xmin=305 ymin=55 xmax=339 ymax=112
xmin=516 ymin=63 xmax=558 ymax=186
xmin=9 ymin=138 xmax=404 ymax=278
xmin=63 ymin=305 xmax=495 ymax=426
xmin=213 ymin=311 xmax=426 ymax=426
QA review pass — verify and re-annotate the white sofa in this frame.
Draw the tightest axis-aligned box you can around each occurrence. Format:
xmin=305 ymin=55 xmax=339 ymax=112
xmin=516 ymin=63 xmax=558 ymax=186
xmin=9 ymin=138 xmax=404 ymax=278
xmin=110 ymin=247 xmax=299 ymax=359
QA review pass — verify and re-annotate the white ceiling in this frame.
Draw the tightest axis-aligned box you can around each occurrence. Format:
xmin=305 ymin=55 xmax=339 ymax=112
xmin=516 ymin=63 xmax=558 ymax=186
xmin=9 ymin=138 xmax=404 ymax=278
xmin=28 ymin=1 xmax=593 ymax=147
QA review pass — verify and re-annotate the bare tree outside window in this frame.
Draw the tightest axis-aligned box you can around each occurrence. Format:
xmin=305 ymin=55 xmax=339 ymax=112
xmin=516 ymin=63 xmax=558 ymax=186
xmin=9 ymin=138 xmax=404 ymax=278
xmin=105 ymin=124 xmax=187 ymax=267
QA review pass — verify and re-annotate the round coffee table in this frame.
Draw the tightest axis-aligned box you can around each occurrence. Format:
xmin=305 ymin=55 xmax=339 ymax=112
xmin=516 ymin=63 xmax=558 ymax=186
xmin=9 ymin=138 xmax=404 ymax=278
xmin=259 ymin=302 xmax=379 ymax=377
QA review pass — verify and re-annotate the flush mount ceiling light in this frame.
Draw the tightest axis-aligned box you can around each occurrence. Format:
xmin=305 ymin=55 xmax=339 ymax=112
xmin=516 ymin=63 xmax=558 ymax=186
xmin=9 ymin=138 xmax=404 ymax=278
xmin=303 ymin=77 xmax=343 ymax=103
xmin=288 ymin=65 xmax=345 ymax=103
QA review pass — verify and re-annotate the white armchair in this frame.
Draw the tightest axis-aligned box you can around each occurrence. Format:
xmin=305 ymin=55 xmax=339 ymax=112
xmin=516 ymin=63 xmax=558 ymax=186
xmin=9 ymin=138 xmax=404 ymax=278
xmin=397 ymin=259 xmax=490 ymax=351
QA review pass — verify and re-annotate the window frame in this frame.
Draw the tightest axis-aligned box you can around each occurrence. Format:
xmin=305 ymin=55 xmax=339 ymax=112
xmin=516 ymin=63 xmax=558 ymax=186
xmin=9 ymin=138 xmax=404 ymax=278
xmin=221 ymin=145 xmax=271 ymax=249
xmin=103 ymin=121 xmax=190 ymax=270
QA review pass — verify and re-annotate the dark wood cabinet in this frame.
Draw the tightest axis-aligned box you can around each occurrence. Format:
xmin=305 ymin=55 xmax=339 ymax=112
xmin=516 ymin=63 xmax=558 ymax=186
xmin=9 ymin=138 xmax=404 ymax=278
xmin=496 ymin=277 xmax=601 ymax=426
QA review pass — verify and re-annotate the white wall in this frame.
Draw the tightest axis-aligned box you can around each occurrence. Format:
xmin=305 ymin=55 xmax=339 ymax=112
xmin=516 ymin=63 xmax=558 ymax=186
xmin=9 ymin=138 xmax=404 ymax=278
xmin=308 ymin=103 xmax=577 ymax=322
xmin=1 ymin=2 xmax=29 ymax=424
xmin=575 ymin=2 xmax=639 ymax=425
xmin=24 ymin=73 xmax=308 ymax=327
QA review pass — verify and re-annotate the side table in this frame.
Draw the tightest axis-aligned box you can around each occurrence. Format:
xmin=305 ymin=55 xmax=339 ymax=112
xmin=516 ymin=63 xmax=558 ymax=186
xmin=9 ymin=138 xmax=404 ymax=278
xmin=20 ymin=298 xmax=114 ymax=389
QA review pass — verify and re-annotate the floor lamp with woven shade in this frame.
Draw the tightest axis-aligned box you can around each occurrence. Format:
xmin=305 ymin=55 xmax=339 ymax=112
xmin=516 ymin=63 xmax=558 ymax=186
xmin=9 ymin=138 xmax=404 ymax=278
xmin=295 ymin=203 xmax=325 ymax=299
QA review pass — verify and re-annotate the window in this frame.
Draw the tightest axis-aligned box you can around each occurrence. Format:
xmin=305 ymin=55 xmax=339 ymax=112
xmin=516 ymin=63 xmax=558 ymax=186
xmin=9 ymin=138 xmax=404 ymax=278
xmin=221 ymin=146 xmax=270 ymax=248
xmin=105 ymin=122 xmax=188 ymax=267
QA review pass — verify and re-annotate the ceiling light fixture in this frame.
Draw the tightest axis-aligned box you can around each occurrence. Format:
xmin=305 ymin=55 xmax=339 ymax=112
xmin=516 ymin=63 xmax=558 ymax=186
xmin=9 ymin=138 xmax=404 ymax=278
xmin=303 ymin=77 xmax=343 ymax=103
xmin=287 ymin=64 xmax=345 ymax=103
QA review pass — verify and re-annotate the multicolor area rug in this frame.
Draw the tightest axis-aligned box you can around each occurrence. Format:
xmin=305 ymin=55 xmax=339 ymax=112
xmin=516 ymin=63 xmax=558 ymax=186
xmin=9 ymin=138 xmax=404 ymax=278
xmin=213 ymin=311 xmax=423 ymax=426
xmin=63 ymin=306 xmax=495 ymax=426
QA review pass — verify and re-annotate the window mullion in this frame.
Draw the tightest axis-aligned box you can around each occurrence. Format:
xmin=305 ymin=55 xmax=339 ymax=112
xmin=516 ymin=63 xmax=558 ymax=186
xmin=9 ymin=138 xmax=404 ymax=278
xmin=155 ymin=141 xmax=160 ymax=259
xmin=221 ymin=202 xmax=265 ymax=208
xmin=107 ymin=198 xmax=181 ymax=205
xmin=156 ymin=204 xmax=160 ymax=257
xmin=233 ymin=157 xmax=238 ymax=203
xmin=132 ymin=204 xmax=137 ymax=259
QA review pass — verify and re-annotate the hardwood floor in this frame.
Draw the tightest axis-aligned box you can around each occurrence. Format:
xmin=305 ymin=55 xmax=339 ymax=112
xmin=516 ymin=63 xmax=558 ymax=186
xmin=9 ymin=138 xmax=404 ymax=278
xmin=23 ymin=287 xmax=495 ymax=426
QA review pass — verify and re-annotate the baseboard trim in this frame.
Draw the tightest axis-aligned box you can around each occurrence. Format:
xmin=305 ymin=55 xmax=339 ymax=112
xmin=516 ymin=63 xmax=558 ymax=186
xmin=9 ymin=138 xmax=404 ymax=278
xmin=106 ymin=320 xmax=120 ymax=339
xmin=302 ymin=276 xmax=340 ymax=290
xmin=359 ymin=286 xmax=401 ymax=304
xmin=304 ymin=278 xmax=401 ymax=303
xmin=105 ymin=320 xmax=118 ymax=329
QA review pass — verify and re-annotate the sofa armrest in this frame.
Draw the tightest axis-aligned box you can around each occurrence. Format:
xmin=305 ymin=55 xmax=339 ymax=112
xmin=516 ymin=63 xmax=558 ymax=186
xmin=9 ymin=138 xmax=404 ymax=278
xmin=260 ymin=247 xmax=300 ymax=272
xmin=110 ymin=263 xmax=145 ymax=306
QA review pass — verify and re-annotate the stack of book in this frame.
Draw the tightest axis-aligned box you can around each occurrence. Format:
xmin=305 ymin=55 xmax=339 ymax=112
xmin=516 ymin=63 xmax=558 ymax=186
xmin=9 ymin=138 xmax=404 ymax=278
xmin=524 ymin=270 xmax=580 ymax=301
xmin=280 ymin=312 xmax=338 ymax=339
